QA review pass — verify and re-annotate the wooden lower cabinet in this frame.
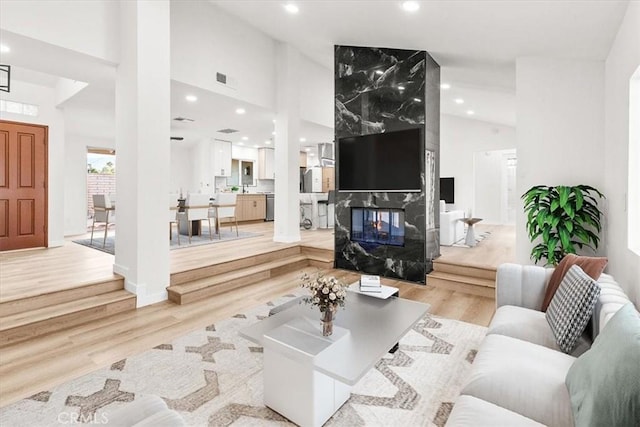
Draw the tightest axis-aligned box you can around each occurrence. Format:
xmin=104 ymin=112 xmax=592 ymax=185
xmin=236 ymin=194 xmax=266 ymax=222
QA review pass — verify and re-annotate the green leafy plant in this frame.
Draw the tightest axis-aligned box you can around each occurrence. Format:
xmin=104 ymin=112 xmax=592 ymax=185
xmin=230 ymin=185 xmax=239 ymax=192
xmin=522 ymin=185 xmax=605 ymax=266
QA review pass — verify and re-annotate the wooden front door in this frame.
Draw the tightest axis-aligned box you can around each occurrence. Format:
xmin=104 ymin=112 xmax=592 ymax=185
xmin=0 ymin=120 xmax=48 ymax=251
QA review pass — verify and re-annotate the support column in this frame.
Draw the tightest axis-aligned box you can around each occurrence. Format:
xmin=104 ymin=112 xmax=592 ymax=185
xmin=114 ymin=0 xmax=171 ymax=306
xmin=273 ymin=43 xmax=301 ymax=243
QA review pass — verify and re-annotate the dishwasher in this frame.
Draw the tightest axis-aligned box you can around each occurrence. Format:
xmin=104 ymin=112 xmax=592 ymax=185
xmin=265 ymin=194 xmax=274 ymax=221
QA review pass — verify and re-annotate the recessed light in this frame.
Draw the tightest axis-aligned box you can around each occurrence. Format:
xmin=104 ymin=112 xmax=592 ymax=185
xmin=441 ymin=83 xmax=451 ymax=90
xmin=185 ymin=95 xmax=197 ymax=102
xmin=467 ymin=110 xmax=475 ymax=115
xmin=272 ymin=131 xmax=276 ymax=135
xmin=254 ymin=144 xmax=260 ymax=148
xmin=265 ymin=140 xmax=272 ymax=144
xmin=235 ymin=108 xmax=246 ymax=114
xmin=241 ymin=136 xmax=248 ymax=141
xmin=414 ymin=98 xmax=422 ymax=102
xmin=299 ymin=137 xmax=306 ymax=142
xmin=272 ymin=119 xmax=276 ymax=123
xmin=305 ymin=148 xmax=311 ymax=152
xmin=309 ymin=153 xmax=315 ymax=156
xmin=375 ymin=70 xmax=384 ymax=75
xmin=238 ymin=142 xmax=244 ymax=146
xmin=401 ymin=1 xmax=420 ymax=12
xmin=284 ymin=3 xmax=299 ymax=14
xmin=454 ymin=98 xmax=464 ymax=104
xmin=0 ymin=44 xmax=10 ymax=53
xmin=397 ymin=85 xmax=405 ymax=90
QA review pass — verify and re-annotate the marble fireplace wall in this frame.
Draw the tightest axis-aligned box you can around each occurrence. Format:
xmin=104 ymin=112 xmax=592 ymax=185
xmin=334 ymin=45 xmax=440 ymax=283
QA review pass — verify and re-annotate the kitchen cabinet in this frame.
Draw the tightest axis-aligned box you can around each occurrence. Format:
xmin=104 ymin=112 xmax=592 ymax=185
xmin=212 ymin=140 xmax=232 ymax=177
xmin=236 ymin=194 xmax=266 ymax=222
xmin=258 ymin=148 xmax=275 ymax=180
xmin=322 ymin=167 xmax=335 ymax=192
xmin=299 ymin=152 xmax=307 ymax=168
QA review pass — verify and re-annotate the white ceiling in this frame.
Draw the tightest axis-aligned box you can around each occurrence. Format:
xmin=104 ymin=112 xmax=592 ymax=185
xmin=212 ymin=0 xmax=629 ymax=125
xmin=3 ymin=1 xmax=629 ymax=137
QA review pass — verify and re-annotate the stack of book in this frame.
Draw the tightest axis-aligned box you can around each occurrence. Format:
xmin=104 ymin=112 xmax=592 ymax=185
xmin=359 ymin=275 xmax=382 ymax=293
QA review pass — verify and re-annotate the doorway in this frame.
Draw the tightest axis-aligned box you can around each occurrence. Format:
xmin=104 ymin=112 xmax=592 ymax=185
xmin=86 ymin=148 xmax=116 ymax=231
xmin=473 ymin=149 xmax=517 ymax=224
xmin=0 ymin=120 xmax=48 ymax=251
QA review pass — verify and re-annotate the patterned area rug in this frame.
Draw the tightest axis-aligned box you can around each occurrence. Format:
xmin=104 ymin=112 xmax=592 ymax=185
xmin=73 ymin=228 xmax=262 ymax=255
xmin=0 ymin=294 xmax=486 ymax=427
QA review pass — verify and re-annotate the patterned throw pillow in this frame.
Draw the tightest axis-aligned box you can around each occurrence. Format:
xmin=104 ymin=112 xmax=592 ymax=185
xmin=546 ymin=265 xmax=601 ymax=353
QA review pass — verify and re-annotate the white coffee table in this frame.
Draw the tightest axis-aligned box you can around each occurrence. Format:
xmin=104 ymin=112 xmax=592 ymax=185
xmin=239 ymin=292 xmax=429 ymax=427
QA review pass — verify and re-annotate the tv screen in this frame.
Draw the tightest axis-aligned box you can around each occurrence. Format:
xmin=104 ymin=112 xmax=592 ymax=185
xmin=338 ymin=128 xmax=423 ymax=192
xmin=440 ymin=177 xmax=454 ymax=203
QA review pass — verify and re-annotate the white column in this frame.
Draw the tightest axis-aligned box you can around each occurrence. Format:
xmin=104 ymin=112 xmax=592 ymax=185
xmin=114 ymin=0 xmax=171 ymax=306
xmin=273 ymin=43 xmax=301 ymax=243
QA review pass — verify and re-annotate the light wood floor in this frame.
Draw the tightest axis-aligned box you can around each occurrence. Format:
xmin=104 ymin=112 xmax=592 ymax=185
xmin=0 ymin=222 xmax=501 ymax=408
xmin=439 ymin=224 xmax=516 ymax=269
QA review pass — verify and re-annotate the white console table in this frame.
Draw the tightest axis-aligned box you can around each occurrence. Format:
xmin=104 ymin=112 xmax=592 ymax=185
xmin=440 ymin=210 xmax=465 ymax=246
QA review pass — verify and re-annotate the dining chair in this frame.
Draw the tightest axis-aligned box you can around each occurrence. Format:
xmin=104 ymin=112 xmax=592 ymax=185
xmin=209 ymin=193 xmax=238 ymax=239
xmin=91 ymin=194 xmax=115 ymax=247
xmin=169 ymin=193 xmax=180 ymax=245
xmin=177 ymin=193 xmax=212 ymax=243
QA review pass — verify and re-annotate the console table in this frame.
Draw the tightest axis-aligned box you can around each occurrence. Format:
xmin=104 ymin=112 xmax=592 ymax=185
xmin=459 ymin=217 xmax=483 ymax=247
xmin=239 ymin=292 xmax=429 ymax=427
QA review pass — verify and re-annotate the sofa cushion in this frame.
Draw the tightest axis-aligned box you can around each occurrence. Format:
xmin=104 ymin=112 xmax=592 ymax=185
xmin=546 ymin=265 xmax=600 ymax=353
xmin=542 ymin=254 xmax=607 ymax=311
xmin=461 ymin=334 xmax=575 ymax=427
xmin=565 ymin=303 xmax=640 ymax=427
xmin=487 ymin=305 xmax=590 ymax=356
xmin=446 ymin=395 xmax=544 ymax=427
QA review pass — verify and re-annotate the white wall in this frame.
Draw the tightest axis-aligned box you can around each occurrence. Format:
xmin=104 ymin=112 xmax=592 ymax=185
xmin=64 ymin=135 xmax=114 ymax=236
xmin=515 ymin=58 xmax=605 ymax=264
xmin=170 ymin=143 xmax=195 ymax=195
xmin=440 ymin=114 xmax=516 ymax=215
xmin=603 ymin=1 xmax=640 ymax=306
xmin=170 ymin=1 xmax=276 ymax=110
xmin=0 ymin=0 xmax=119 ymax=63
xmin=1 ymin=80 xmax=65 ymax=246
xmin=473 ymin=149 xmax=516 ymax=224
xmin=299 ymin=56 xmax=334 ymax=127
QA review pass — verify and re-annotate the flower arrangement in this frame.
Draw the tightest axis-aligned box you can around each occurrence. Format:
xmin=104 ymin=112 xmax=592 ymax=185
xmin=300 ymin=271 xmax=349 ymax=312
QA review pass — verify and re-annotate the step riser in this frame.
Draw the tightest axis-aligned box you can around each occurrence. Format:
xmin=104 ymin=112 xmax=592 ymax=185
xmin=0 ymin=297 xmax=136 ymax=348
xmin=0 ymin=278 xmax=125 ymax=317
xmin=433 ymin=262 xmax=496 ymax=281
xmin=300 ymin=246 xmax=334 ymax=260
xmin=427 ymin=276 xmax=495 ymax=298
xmin=170 ymin=246 xmax=301 ymax=286
xmin=309 ymin=259 xmax=334 ymax=270
xmin=170 ymin=258 xmax=314 ymax=305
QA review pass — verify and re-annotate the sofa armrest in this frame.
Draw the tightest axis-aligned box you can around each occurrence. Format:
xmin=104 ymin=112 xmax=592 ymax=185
xmin=496 ymin=263 xmax=553 ymax=311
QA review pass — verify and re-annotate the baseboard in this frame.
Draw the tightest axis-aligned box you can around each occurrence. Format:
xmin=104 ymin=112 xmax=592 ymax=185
xmin=123 ymin=279 xmax=167 ymax=307
xmin=47 ymin=240 xmax=65 ymax=248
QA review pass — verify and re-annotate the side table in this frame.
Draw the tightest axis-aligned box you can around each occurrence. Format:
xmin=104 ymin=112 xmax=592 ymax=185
xmin=459 ymin=217 xmax=483 ymax=247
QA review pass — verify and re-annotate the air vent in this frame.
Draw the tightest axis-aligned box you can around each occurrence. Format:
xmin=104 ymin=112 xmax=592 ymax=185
xmin=170 ymin=136 xmax=184 ymax=141
xmin=173 ymin=117 xmax=194 ymax=122
xmin=217 ymin=128 xmax=239 ymax=134
xmin=216 ymin=72 xmax=227 ymax=84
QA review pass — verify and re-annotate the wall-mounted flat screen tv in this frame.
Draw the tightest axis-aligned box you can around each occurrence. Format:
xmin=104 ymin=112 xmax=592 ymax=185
xmin=440 ymin=177 xmax=454 ymax=203
xmin=338 ymin=127 xmax=423 ymax=192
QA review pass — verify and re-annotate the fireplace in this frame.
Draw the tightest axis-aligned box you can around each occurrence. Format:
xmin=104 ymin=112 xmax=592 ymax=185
xmin=351 ymin=208 xmax=405 ymax=246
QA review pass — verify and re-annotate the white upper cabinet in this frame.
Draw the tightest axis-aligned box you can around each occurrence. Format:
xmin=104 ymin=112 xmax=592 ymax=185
xmin=258 ymin=147 xmax=275 ymax=180
xmin=212 ymin=140 xmax=232 ymax=177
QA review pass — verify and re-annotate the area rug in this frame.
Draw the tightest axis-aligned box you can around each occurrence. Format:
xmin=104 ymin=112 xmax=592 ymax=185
xmin=0 ymin=294 xmax=487 ymax=427
xmin=73 ymin=228 xmax=262 ymax=255
xmin=451 ymin=231 xmax=491 ymax=248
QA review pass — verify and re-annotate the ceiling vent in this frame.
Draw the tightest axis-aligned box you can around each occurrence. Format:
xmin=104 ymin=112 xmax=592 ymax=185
xmin=217 ymin=128 xmax=239 ymax=134
xmin=216 ymin=72 xmax=227 ymax=84
xmin=170 ymin=136 xmax=184 ymax=141
xmin=173 ymin=117 xmax=194 ymax=122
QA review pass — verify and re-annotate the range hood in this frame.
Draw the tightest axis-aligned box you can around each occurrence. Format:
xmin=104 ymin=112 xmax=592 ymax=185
xmin=318 ymin=143 xmax=335 ymax=167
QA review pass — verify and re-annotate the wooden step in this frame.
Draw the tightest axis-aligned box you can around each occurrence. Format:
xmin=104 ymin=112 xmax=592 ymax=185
xmin=301 ymin=246 xmax=334 ymax=270
xmin=0 ymin=290 xmax=136 ymax=347
xmin=170 ymin=246 xmax=301 ymax=286
xmin=0 ymin=276 xmax=125 ymax=317
xmin=167 ymin=254 xmax=311 ymax=305
xmin=432 ymin=260 xmax=496 ymax=281
xmin=426 ymin=271 xmax=496 ymax=299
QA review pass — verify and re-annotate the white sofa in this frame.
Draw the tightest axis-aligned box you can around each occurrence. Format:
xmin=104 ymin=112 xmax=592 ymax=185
xmin=446 ymin=263 xmax=633 ymax=427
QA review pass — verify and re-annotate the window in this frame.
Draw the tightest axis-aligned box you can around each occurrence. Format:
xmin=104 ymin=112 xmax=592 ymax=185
xmin=0 ymin=99 xmax=39 ymax=117
xmin=629 ymin=65 xmax=640 ymax=255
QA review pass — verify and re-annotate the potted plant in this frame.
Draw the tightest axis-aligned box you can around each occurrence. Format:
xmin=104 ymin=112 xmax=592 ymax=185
xmin=230 ymin=185 xmax=239 ymax=192
xmin=522 ymin=185 xmax=605 ymax=266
